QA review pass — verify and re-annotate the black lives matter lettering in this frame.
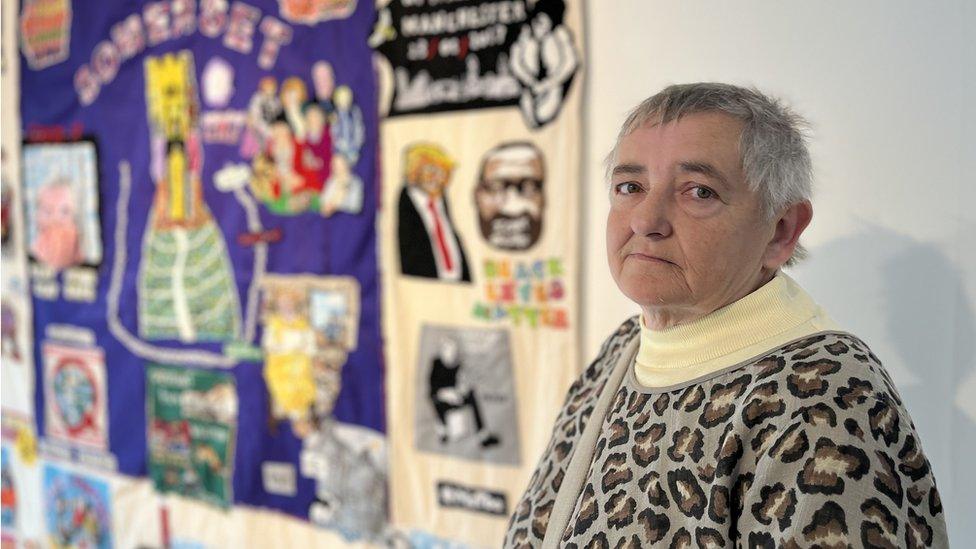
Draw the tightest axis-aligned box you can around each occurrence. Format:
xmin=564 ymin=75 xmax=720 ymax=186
xmin=372 ymin=0 xmax=579 ymax=128
xmin=436 ymin=481 xmax=508 ymax=516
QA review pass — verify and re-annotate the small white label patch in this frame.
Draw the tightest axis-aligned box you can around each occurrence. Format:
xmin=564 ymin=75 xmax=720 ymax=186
xmin=262 ymin=461 xmax=297 ymax=496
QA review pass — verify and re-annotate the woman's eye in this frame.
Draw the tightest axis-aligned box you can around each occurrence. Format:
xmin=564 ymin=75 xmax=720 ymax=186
xmin=614 ymin=182 xmax=642 ymax=195
xmin=690 ymin=186 xmax=716 ymax=200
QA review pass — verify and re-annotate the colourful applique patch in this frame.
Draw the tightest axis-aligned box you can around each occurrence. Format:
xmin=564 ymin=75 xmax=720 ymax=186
xmin=472 ymin=256 xmax=568 ymax=329
xmin=19 ymin=0 xmax=72 ymax=70
xmin=278 ymin=0 xmax=357 ymax=25
xmin=414 ymin=324 xmax=520 ymax=465
xmin=0 ymin=435 xmax=43 ymax=548
xmin=299 ymin=420 xmax=387 ymax=542
xmin=43 ymin=464 xmax=113 ymax=549
xmin=138 ymin=51 xmax=242 ymax=343
xmin=397 ymin=143 xmax=472 ymax=283
xmin=372 ymin=0 xmax=580 ymax=128
xmin=238 ymin=66 xmax=365 ymax=218
xmin=260 ymin=274 xmax=359 ymax=435
xmin=146 ymin=363 xmax=238 ymax=508
xmin=474 ymin=141 xmax=546 ymax=251
xmin=42 ymin=341 xmax=108 ymax=450
xmin=1 ymin=412 xmax=37 ymax=466
xmin=22 ymin=140 xmax=102 ymax=273
xmin=0 ymin=447 xmax=15 ymax=534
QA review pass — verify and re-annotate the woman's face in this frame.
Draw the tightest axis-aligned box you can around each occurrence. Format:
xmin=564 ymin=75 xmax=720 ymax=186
xmin=606 ymin=112 xmax=776 ymax=322
xmin=283 ymin=85 xmax=302 ymax=106
xmin=277 ymin=290 xmax=302 ymax=317
xmin=271 ymin=122 xmax=292 ymax=147
xmin=37 ymin=184 xmax=77 ymax=229
xmin=306 ymin=106 xmax=325 ymax=134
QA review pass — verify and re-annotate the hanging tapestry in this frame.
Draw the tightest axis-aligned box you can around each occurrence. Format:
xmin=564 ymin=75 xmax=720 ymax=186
xmin=17 ymin=0 xmax=385 ymax=545
xmin=10 ymin=0 xmax=585 ymax=545
xmin=374 ymin=0 xmax=585 ymax=544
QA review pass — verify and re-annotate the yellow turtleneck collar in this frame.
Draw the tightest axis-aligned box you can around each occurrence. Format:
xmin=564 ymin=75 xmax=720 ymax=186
xmin=634 ymin=271 xmax=840 ymax=388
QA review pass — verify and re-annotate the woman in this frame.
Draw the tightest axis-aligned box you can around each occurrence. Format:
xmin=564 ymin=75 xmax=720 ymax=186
xmin=505 ymin=83 xmax=948 ymax=547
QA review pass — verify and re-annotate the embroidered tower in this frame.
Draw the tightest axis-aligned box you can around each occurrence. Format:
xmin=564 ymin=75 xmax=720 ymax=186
xmin=139 ymin=52 xmax=241 ymax=342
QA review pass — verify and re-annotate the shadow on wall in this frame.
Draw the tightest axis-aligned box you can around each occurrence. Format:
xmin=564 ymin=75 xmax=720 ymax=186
xmin=792 ymin=221 xmax=975 ymax=543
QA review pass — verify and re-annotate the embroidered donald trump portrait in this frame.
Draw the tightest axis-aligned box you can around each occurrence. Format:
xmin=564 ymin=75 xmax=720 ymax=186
xmin=397 ymin=143 xmax=471 ymax=283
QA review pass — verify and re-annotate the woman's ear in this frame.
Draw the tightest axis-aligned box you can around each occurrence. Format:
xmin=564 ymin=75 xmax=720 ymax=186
xmin=763 ymin=200 xmax=813 ymax=270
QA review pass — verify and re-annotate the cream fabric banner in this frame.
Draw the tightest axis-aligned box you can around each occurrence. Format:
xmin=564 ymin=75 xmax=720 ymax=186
xmin=2 ymin=1 xmax=44 ymax=546
xmin=375 ymin=0 xmax=585 ymax=544
xmin=2 ymin=0 xmax=35 ymax=421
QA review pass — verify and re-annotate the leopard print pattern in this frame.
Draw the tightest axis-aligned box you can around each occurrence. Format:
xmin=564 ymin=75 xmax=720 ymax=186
xmin=504 ymin=317 xmax=948 ymax=548
xmin=505 ymin=318 xmax=641 ymax=546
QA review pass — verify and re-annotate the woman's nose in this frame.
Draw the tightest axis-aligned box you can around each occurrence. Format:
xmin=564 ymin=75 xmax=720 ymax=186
xmin=629 ymin=188 xmax=673 ymax=239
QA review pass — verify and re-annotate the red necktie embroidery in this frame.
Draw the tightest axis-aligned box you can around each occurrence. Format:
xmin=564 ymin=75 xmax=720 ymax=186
xmin=427 ymin=197 xmax=454 ymax=272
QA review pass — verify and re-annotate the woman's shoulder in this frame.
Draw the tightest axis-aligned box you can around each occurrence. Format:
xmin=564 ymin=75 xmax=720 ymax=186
xmin=732 ymin=331 xmax=946 ymax=545
xmin=583 ymin=315 xmax=641 ymax=378
xmin=561 ymin=316 xmax=641 ymax=399
xmin=742 ymin=330 xmax=910 ymax=419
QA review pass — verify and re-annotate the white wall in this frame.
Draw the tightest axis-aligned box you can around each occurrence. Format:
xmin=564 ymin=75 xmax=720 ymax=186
xmin=581 ymin=1 xmax=975 ymax=544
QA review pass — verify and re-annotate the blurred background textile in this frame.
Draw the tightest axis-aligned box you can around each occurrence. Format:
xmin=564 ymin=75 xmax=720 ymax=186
xmin=2 ymin=0 xmax=973 ymax=547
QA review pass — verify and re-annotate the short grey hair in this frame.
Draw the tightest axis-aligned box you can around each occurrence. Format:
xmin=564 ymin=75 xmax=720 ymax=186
xmin=606 ymin=82 xmax=813 ymax=265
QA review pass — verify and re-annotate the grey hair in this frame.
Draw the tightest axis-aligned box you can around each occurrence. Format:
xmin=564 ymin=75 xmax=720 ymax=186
xmin=606 ymin=82 xmax=813 ymax=266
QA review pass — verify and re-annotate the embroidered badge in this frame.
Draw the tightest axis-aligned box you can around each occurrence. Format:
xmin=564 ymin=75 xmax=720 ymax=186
xmin=415 ymin=325 xmax=520 ymax=465
xmin=42 ymin=341 xmax=108 ymax=450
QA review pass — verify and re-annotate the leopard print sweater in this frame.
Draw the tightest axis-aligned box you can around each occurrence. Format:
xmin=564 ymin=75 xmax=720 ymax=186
xmin=504 ymin=317 xmax=949 ymax=548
